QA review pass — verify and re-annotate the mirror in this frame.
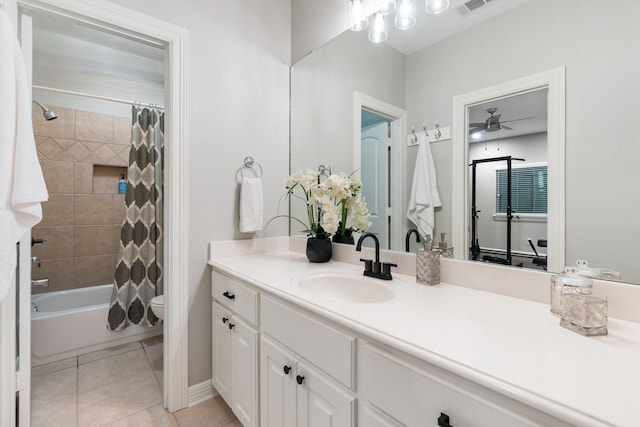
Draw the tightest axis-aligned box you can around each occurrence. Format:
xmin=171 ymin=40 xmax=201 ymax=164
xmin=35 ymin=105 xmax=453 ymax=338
xmin=290 ymin=0 xmax=640 ymax=284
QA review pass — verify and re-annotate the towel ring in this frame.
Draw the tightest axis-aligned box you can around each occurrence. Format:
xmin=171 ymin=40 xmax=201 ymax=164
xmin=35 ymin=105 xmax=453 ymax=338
xmin=241 ymin=156 xmax=263 ymax=178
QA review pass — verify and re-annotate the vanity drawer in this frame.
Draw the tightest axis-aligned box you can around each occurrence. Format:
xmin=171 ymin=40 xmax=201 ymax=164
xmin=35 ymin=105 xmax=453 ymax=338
xmin=358 ymin=342 xmax=571 ymax=427
xmin=212 ymin=270 xmax=258 ymax=326
xmin=261 ymin=295 xmax=355 ymax=389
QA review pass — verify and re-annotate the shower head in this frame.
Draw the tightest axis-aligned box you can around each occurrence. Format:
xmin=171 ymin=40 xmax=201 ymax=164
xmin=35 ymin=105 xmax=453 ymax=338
xmin=33 ymin=100 xmax=58 ymax=121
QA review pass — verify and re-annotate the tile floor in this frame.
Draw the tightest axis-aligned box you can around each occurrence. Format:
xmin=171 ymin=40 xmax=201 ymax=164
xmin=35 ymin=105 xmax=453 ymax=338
xmin=31 ymin=337 xmax=239 ymax=427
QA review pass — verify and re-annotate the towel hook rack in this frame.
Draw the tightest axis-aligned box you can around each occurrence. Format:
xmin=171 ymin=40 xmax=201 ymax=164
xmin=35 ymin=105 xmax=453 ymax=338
xmin=411 ymin=127 xmax=419 ymax=144
xmin=434 ymin=121 xmax=442 ymax=139
xmin=422 ymin=123 xmax=429 ymax=137
xmin=241 ymin=156 xmax=263 ymax=178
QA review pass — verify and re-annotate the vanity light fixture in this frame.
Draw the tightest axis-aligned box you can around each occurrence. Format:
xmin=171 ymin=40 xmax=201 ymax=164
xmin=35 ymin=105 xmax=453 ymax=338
xmin=425 ymin=0 xmax=450 ymax=14
xmin=379 ymin=0 xmax=397 ymax=15
xmin=348 ymin=0 xmax=369 ymax=31
xmin=349 ymin=0 xmax=450 ymax=40
xmin=369 ymin=12 xmax=389 ymax=43
xmin=395 ymin=0 xmax=417 ymax=30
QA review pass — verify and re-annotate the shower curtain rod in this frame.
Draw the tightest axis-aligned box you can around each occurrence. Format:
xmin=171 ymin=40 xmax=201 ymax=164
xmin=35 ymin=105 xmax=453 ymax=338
xmin=32 ymin=85 xmax=165 ymax=110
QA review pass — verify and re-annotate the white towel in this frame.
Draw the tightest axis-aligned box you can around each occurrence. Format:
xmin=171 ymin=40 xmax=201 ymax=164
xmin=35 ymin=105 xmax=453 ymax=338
xmin=239 ymin=176 xmax=263 ymax=233
xmin=0 ymin=9 xmax=49 ymax=302
xmin=407 ymin=134 xmax=441 ymax=240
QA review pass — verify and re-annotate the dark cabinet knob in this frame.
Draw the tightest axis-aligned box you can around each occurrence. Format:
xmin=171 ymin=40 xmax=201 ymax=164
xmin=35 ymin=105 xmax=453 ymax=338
xmin=222 ymin=317 xmax=228 ymax=324
xmin=296 ymin=375 xmax=305 ymax=385
xmin=283 ymin=365 xmax=291 ymax=375
xmin=222 ymin=291 xmax=235 ymax=300
xmin=228 ymin=323 xmax=235 ymax=330
xmin=437 ymin=412 xmax=452 ymax=427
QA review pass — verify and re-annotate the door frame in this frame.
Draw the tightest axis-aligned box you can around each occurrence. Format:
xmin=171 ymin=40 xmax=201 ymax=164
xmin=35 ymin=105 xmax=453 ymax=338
xmin=7 ymin=0 xmax=190 ymax=413
xmin=451 ymin=67 xmax=565 ymax=272
xmin=353 ymin=92 xmax=406 ymax=252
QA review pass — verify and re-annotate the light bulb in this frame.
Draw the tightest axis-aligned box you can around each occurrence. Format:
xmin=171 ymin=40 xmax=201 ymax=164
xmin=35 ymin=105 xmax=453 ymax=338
xmin=471 ymin=132 xmax=482 ymax=140
xmin=395 ymin=0 xmax=416 ymax=30
xmin=368 ymin=12 xmax=388 ymax=43
xmin=348 ymin=0 xmax=369 ymax=31
xmin=379 ymin=0 xmax=396 ymax=15
xmin=425 ymin=0 xmax=450 ymax=14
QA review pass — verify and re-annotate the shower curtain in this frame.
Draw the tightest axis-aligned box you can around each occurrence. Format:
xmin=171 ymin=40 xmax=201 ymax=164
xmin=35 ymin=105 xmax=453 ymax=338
xmin=108 ymin=106 xmax=164 ymax=330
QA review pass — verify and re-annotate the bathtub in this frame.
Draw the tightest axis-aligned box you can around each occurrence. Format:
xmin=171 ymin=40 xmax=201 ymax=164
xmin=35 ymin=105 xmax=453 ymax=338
xmin=31 ymin=284 xmax=162 ymax=366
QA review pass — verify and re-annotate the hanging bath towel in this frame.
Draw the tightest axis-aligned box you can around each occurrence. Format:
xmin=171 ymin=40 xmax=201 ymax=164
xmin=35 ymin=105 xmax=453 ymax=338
xmin=407 ymin=134 xmax=441 ymax=240
xmin=0 ymin=10 xmax=48 ymax=301
xmin=239 ymin=176 xmax=264 ymax=233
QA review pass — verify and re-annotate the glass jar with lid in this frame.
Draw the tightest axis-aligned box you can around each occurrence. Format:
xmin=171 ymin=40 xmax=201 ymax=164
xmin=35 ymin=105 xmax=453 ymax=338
xmin=550 ymin=267 xmax=593 ymax=316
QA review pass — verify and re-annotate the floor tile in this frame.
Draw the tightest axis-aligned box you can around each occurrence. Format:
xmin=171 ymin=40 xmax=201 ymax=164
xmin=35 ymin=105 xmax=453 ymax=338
xmin=141 ymin=335 xmax=163 ymax=348
xmin=77 ymin=370 xmax=162 ymax=427
xmin=78 ymin=348 xmax=154 ymax=393
xmin=31 ymin=366 xmax=77 ymax=405
xmin=78 ymin=341 xmax=142 ymax=365
xmin=31 ymin=395 xmax=77 ymax=427
xmin=143 ymin=341 xmax=164 ymax=387
xmin=32 ymin=356 xmax=77 ymax=378
xmin=100 ymin=403 xmax=178 ymax=427
xmin=174 ymin=396 xmax=236 ymax=427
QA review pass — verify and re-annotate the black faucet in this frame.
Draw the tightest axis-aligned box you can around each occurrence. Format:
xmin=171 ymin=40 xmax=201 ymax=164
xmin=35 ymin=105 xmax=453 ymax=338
xmin=405 ymin=228 xmax=421 ymax=252
xmin=356 ymin=232 xmax=397 ymax=280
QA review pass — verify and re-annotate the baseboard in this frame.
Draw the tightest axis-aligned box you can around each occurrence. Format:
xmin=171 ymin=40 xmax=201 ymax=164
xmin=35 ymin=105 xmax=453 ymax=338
xmin=187 ymin=379 xmax=218 ymax=407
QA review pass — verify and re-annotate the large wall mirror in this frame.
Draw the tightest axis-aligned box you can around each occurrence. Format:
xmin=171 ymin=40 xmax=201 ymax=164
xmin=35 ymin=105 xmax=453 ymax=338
xmin=290 ymin=0 xmax=640 ymax=284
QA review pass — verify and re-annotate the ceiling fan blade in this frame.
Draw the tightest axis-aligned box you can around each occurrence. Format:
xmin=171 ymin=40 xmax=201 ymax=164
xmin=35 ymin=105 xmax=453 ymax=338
xmin=501 ymin=124 xmax=513 ymax=130
xmin=469 ymin=127 xmax=485 ymax=134
xmin=469 ymin=122 xmax=485 ymax=128
xmin=500 ymin=116 xmax=534 ymax=124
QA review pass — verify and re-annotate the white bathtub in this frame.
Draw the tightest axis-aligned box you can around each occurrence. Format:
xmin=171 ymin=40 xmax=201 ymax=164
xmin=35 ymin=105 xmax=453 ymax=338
xmin=31 ymin=284 xmax=162 ymax=366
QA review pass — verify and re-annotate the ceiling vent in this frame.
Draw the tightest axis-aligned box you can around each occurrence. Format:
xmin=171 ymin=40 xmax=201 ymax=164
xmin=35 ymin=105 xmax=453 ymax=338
xmin=455 ymin=0 xmax=496 ymax=16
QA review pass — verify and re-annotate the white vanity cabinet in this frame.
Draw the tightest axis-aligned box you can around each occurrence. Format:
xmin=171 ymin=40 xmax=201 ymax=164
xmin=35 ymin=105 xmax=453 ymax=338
xmin=260 ymin=295 xmax=356 ymax=427
xmin=358 ymin=342 xmax=572 ymax=427
xmin=211 ymin=270 xmax=259 ymax=427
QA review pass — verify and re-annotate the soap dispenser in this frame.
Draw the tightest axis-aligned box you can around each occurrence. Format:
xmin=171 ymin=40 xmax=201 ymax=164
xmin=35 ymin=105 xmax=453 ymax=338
xmin=118 ymin=174 xmax=127 ymax=194
xmin=437 ymin=232 xmax=454 ymax=258
xmin=416 ymin=234 xmax=440 ymax=285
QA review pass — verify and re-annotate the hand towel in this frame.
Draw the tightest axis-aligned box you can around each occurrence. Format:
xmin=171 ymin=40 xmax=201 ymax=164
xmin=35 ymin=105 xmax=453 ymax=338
xmin=239 ymin=176 xmax=263 ymax=233
xmin=407 ymin=133 xmax=441 ymax=240
xmin=0 ymin=9 xmax=49 ymax=302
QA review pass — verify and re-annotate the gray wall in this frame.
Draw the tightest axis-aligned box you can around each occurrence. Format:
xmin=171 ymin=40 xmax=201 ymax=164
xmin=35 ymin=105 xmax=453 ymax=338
xmin=292 ymin=0 xmax=346 ymax=64
xmin=404 ymin=0 xmax=640 ymax=280
xmin=107 ymin=0 xmax=291 ymax=386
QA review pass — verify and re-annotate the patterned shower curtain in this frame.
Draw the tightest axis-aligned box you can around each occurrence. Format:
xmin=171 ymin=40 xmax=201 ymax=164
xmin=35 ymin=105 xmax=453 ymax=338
xmin=108 ymin=106 xmax=164 ymax=330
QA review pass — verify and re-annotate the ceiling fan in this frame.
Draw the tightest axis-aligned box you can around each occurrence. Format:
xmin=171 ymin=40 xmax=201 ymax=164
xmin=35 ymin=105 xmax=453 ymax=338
xmin=469 ymin=107 xmax=533 ymax=134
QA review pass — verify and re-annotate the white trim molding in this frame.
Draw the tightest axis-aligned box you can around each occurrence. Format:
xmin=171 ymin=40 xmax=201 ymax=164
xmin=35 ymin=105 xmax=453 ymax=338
xmin=452 ymin=67 xmax=566 ymax=272
xmin=188 ymin=380 xmax=218 ymax=407
xmin=10 ymin=0 xmax=190 ymax=412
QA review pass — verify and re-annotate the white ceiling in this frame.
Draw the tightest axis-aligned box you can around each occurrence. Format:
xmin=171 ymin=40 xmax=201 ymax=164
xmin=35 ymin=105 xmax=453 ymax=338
xmin=385 ymin=0 xmax=530 ymax=55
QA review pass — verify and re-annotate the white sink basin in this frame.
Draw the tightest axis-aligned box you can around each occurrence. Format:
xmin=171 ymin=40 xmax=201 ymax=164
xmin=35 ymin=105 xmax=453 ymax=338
xmin=296 ymin=272 xmax=395 ymax=303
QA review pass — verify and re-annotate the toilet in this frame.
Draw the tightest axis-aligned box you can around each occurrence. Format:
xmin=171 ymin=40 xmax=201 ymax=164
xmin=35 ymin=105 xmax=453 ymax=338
xmin=150 ymin=295 xmax=165 ymax=320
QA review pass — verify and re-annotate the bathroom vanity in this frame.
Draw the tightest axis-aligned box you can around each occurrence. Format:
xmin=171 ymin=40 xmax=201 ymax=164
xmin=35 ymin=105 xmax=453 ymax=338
xmin=209 ymin=237 xmax=640 ymax=427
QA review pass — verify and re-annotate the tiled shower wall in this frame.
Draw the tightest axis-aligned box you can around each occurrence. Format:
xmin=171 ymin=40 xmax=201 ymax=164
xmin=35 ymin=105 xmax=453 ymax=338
xmin=31 ymin=105 xmax=131 ymax=294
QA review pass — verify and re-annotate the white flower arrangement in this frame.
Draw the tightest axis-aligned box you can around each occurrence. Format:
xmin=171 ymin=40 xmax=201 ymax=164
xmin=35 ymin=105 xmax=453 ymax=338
xmin=274 ymin=169 xmax=372 ymax=239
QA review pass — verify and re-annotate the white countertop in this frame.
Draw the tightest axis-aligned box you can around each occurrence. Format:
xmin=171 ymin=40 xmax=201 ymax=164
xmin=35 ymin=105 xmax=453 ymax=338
xmin=209 ymin=246 xmax=640 ymax=426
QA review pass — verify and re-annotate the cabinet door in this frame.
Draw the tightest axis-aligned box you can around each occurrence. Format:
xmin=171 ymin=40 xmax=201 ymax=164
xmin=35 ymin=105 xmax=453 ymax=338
xmin=230 ymin=316 xmax=258 ymax=427
xmin=260 ymin=336 xmax=297 ymax=427
xmin=360 ymin=402 xmax=407 ymax=427
xmin=212 ymin=302 xmax=231 ymax=402
xmin=296 ymin=361 xmax=355 ymax=427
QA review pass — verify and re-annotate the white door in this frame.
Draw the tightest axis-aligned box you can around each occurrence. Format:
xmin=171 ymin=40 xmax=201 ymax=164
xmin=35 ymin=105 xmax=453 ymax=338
xmin=361 ymin=121 xmax=390 ymax=249
xmin=260 ymin=336 xmax=297 ymax=427
xmin=212 ymin=302 xmax=232 ymax=401
xmin=230 ymin=316 xmax=258 ymax=427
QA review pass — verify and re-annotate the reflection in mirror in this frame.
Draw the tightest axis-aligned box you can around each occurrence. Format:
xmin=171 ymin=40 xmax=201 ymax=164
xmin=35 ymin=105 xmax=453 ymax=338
xmin=291 ymin=0 xmax=640 ymax=284
xmin=467 ymin=90 xmax=548 ymax=269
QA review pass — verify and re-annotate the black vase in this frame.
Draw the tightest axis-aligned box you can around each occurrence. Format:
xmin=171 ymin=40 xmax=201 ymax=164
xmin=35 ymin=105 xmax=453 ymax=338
xmin=332 ymin=234 xmax=355 ymax=245
xmin=306 ymin=237 xmax=332 ymax=263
